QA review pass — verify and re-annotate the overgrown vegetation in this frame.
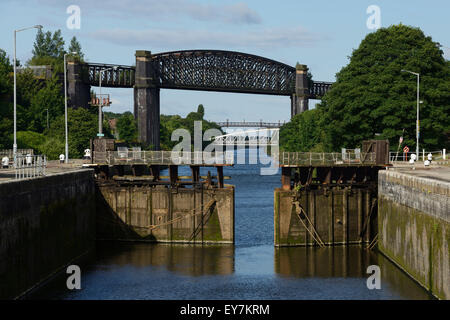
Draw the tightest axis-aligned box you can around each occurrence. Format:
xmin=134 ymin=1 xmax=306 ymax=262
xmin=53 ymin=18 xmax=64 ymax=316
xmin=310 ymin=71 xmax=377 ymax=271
xmin=281 ymin=24 xmax=450 ymax=152
xmin=0 ymin=29 xmax=110 ymax=159
xmin=105 ymin=104 xmax=222 ymax=150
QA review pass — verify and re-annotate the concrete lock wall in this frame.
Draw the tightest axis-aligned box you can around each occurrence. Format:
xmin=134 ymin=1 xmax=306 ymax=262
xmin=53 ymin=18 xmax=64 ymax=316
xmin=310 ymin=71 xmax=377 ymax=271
xmin=378 ymin=170 xmax=449 ymax=300
xmin=274 ymin=187 xmax=377 ymax=246
xmin=96 ymin=184 xmax=235 ymax=244
xmin=0 ymin=170 xmax=96 ymax=299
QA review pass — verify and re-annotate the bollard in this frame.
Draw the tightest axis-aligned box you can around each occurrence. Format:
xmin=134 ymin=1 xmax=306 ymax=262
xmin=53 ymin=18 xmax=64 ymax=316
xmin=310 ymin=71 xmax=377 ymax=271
xmin=444 ymin=149 xmax=446 ymax=160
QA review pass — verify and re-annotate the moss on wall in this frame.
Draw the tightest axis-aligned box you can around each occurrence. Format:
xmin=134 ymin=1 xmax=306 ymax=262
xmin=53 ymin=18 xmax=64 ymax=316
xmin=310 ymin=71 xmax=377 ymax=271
xmin=378 ymin=195 xmax=449 ymax=300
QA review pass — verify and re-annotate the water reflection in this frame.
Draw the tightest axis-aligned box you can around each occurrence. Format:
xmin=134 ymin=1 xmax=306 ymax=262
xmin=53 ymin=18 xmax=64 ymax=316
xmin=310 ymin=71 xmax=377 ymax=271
xmin=275 ymin=246 xmax=374 ymax=278
xmin=95 ymin=242 xmax=235 ymax=276
xmin=275 ymin=246 xmax=432 ymax=300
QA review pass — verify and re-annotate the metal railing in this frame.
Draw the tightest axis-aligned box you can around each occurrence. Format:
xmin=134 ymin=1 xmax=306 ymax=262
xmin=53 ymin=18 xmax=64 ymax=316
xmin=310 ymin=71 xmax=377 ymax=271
xmin=277 ymin=152 xmax=377 ymax=166
xmin=389 ymin=150 xmax=447 ymax=162
xmin=93 ymin=151 xmax=235 ymax=166
xmin=14 ymin=154 xmax=46 ymax=179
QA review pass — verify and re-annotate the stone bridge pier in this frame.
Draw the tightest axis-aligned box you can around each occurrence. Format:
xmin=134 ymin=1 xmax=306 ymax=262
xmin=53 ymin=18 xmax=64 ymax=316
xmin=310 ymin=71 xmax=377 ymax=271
xmin=134 ymin=50 xmax=160 ymax=150
xmin=290 ymin=64 xmax=309 ymax=117
xmin=67 ymin=60 xmax=91 ymax=109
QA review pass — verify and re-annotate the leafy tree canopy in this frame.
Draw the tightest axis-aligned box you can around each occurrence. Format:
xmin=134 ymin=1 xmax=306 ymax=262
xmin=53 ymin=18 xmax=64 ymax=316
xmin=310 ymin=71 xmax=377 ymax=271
xmin=45 ymin=107 xmax=105 ymax=159
xmin=116 ymin=112 xmax=138 ymax=144
xmin=280 ymin=109 xmax=326 ymax=152
xmin=281 ymin=24 xmax=450 ymax=152
xmin=318 ymin=24 xmax=450 ymax=151
xmin=68 ymin=36 xmax=85 ymax=62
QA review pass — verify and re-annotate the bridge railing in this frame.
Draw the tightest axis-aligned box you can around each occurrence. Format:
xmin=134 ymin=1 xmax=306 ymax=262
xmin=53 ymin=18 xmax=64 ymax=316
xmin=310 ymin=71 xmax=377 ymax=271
xmin=389 ymin=150 xmax=447 ymax=162
xmin=277 ymin=152 xmax=376 ymax=166
xmin=83 ymin=63 xmax=136 ymax=87
xmin=309 ymin=81 xmax=333 ymax=99
xmin=93 ymin=151 xmax=234 ymax=166
xmin=215 ymin=121 xmax=285 ymax=128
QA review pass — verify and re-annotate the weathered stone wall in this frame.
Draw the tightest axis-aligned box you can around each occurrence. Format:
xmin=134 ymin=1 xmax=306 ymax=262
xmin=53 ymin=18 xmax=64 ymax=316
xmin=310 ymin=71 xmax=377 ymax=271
xmin=0 ymin=170 xmax=96 ymax=299
xmin=274 ymin=187 xmax=377 ymax=246
xmin=97 ymin=184 xmax=234 ymax=244
xmin=378 ymin=170 xmax=449 ymax=299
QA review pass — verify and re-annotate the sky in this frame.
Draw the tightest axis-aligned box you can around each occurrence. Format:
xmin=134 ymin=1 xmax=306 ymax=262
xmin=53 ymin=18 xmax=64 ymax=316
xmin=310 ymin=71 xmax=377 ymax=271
xmin=0 ymin=0 xmax=449 ymax=122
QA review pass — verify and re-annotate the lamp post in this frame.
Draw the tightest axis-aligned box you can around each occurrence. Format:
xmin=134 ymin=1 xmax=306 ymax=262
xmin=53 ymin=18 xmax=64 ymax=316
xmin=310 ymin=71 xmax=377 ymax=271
xmin=13 ymin=25 xmax=42 ymax=158
xmin=401 ymin=69 xmax=420 ymax=158
xmin=98 ymin=66 xmax=117 ymax=136
xmin=64 ymin=52 xmax=78 ymax=163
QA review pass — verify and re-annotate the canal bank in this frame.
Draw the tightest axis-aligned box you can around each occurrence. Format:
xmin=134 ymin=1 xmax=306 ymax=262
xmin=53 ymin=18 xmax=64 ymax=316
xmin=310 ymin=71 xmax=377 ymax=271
xmin=378 ymin=167 xmax=450 ymax=299
xmin=0 ymin=169 xmax=96 ymax=299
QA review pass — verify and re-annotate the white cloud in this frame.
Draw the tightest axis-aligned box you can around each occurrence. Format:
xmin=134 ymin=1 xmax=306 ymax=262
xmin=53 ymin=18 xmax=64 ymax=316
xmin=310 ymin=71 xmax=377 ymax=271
xmin=88 ymin=26 xmax=324 ymax=50
xmin=31 ymin=0 xmax=262 ymax=25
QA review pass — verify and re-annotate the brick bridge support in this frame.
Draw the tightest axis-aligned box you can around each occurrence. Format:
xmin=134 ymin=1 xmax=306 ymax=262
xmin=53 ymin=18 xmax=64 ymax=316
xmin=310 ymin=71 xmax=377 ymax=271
xmin=290 ymin=63 xmax=309 ymax=118
xmin=67 ymin=61 xmax=90 ymax=109
xmin=134 ymin=50 xmax=160 ymax=150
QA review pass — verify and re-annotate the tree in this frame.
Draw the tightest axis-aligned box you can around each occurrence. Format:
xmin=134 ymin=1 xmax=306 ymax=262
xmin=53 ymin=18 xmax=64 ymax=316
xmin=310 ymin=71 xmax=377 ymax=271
xmin=68 ymin=36 xmax=85 ymax=61
xmin=47 ymin=108 xmax=100 ymax=158
xmin=197 ymin=104 xmax=205 ymax=118
xmin=31 ymin=29 xmax=65 ymax=60
xmin=28 ymin=77 xmax=64 ymax=132
xmin=116 ymin=112 xmax=137 ymax=143
xmin=0 ymin=49 xmax=13 ymax=149
xmin=280 ymin=109 xmax=326 ymax=152
xmin=29 ymin=29 xmax=65 ymax=73
xmin=160 ymin=105 xmax=222 ymax=150
xmin=0 ymin=49 xmax=13 ymax=96
xmin=281 ymin=24 xmax=450 ymax=152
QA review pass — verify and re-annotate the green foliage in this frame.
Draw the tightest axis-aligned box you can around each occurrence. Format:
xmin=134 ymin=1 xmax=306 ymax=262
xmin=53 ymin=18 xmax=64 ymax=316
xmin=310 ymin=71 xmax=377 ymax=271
xmin=28 ymin=77 xmax=64 ymax=132
xmin=0 ymin=31 xmax=89 ymax=157
xmin=32 ymin=29 xmax=65 ymax=59
xmin=39 ymin=137 xmax=66 ymax=160
xmin=14 ymin=131 xmax=64 ymax=160
xmin=29 ymin=29 xmax=66 ymax=73
xmin=281 ymin=24 xmax=450 ymax=152
xmin=280 ymin=109 xmax=326 ymax=152
xmin=0 ymin=117 xmax=12 ymax=149
xmin=160 ymin=105 xmax=222 ymax=150
xmin=116 ymin=112 xmax=137 ymax=143
xmin=16 ymin=131 xmax=46 ymax=150
xmin=197 ymin=104 xmax=205 ymax=118
xmin=0 ymin=49 xmax=13 ymax=96
xmin=68 ymin=36 xmax=84 ymax=61
xmin=46 ymin=108 xmax=101 ymax=159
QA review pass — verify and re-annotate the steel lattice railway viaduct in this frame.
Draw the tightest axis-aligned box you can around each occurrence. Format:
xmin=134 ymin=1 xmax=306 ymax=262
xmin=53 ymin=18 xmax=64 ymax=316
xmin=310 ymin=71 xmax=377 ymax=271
xmin=67 ymin=50 xmax=333 ymax=149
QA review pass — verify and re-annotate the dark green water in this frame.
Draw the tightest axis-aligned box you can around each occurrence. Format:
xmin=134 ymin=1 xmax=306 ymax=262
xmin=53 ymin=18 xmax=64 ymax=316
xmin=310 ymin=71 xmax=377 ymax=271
xmin=28 ymin=150 xmax=432 ymax=300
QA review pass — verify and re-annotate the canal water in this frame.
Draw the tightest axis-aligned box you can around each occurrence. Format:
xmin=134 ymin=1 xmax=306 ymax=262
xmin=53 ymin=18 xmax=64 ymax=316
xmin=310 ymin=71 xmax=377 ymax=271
xmin=29 ymin=149 xmax=431 ymax=299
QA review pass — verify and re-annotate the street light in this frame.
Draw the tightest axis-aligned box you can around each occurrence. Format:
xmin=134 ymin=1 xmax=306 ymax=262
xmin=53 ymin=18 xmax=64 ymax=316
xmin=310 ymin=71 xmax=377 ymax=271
xmin=64 ymin=52 xmax=78 ymax=163
xmin=401 ymin=69 xmax=420 ymax=159
xmin=98 ymin=66 xmax=117 ymax=136
xmin=13 ymin=25 xmax=42 ymax=158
